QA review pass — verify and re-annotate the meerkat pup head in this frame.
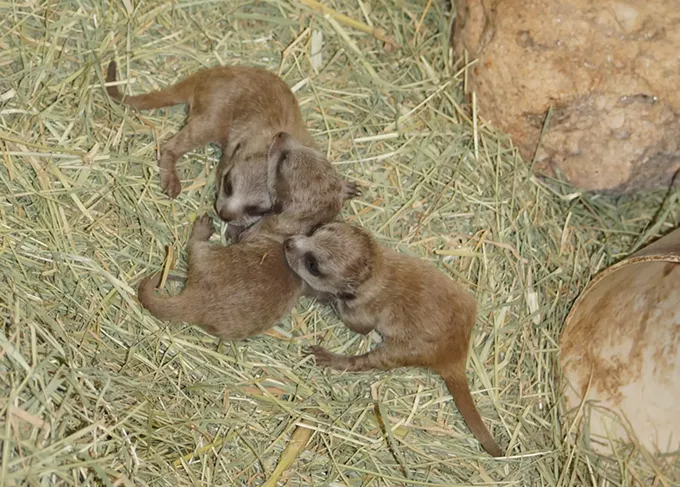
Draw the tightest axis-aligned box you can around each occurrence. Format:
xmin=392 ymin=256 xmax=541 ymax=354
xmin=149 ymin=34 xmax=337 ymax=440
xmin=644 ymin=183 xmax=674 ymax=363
xmin=265 ymin=131 xmax=331 ymax=209
xmin=214 ymin=150 xmax=273 ymax=228
xmin=214 ymin=132 xmax=340 ymax=229
xmin=283 ymin=222 xmax=379 ymax=300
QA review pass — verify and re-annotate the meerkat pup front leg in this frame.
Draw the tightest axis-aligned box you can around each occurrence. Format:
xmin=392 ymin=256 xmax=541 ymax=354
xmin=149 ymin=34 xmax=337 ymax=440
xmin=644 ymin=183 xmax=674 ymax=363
xmin=308 ymin=342 xmax=420 ymax=372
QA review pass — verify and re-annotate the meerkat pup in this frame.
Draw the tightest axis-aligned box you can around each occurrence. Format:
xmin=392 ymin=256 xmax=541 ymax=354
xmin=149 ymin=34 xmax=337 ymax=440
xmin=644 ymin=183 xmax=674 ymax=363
xmin=283 ymin=222 xmax=503 ymax=457
xmin=105 ymin=60 xmax=315 ymax=199
xmin=106 ymin=61 xmax=358 ymax=233
xmin=136 ymin=133 xmax=356 ymax=340
xmin=137 ymin=213 xmax=302 ymax=340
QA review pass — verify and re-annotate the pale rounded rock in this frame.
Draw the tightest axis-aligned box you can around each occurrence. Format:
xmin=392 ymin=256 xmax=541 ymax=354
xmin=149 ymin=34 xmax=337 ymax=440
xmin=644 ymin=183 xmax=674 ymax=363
xmin=560 ymin=228 xmax=680 ymax=455
xmin=451 ymin=0 xmax=680 ymax=193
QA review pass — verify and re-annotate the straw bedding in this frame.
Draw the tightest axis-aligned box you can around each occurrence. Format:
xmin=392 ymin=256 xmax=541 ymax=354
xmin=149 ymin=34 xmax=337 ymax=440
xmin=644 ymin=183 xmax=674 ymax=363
xmin=1 ymin=1 xmax=678 ymax=485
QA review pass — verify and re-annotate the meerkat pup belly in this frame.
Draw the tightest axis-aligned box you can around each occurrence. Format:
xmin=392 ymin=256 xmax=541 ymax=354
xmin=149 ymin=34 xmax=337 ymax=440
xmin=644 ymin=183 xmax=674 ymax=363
xmin=282 ymin=222 xmax=503 ymax=457
xmin=136 ymin=133 xmax=357 ymax=340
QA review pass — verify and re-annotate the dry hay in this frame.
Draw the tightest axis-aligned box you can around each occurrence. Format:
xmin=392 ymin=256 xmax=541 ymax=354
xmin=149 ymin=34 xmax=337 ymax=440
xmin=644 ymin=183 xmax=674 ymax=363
xmin=1 ymin=1 xmax=679 ymax=486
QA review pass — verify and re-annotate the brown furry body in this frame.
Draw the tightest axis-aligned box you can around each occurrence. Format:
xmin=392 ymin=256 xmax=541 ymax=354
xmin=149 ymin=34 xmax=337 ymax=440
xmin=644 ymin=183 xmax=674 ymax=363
xmin=137 ymin=133 xmax=356 ymax=340
xmin=105 ymin=61 xmax=315 ymax=202
xmin=138 ymin=215 xmax=302 ymax=340
xmin=283 ymin=222 xmax=503 ymax=457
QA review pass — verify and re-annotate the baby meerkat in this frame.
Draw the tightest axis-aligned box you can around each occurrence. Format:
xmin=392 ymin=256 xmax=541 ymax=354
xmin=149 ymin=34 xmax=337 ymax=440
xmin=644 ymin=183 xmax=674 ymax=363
xmin=137 ymin=214 xmax=302 ymax=340
xmin=105 ymin=60 xmax=313 ymax=197
xmin=283 ymin=222 xmax=503 ymax=457
xmin=106 ymin=61 xmax=357 ymax=233
xmin=136 ymin=133 xmax=357 ymax=340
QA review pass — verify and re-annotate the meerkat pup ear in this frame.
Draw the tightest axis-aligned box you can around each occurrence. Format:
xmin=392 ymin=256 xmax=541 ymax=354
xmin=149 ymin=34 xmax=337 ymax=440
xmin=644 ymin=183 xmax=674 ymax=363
xmin=265 ymin=131 xmax=292 ymax=208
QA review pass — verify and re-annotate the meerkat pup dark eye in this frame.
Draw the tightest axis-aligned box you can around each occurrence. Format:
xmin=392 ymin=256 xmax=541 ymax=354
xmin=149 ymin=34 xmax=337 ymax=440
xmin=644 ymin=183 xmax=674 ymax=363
xmin=245 ymin=205 xmax=268 ymax=217
xmin=308 ymin=223 xmax=322 ymax=236
xmin=222 ymin=173 xmax=233 ymax=197
xmin=304 ymin=252 xmax=320 ymax=276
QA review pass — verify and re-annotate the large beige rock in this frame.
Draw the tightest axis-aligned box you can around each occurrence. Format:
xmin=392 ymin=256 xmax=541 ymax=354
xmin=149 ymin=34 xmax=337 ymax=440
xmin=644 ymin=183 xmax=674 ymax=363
xmin=560 ymin=228 xmax=680 ymax=455
xmin=451 ymin=0 xmax=680 ymax=193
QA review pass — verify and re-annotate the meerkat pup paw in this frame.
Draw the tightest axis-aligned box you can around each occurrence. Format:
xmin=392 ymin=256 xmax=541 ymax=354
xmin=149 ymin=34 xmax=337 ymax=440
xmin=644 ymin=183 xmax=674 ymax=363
xmin=191 ymin=214 xmax=214 ymax=241
xmin=341 ymin=181 xmax=361 ymax=200
xmin=306 ymin=345 xmax=346 ymax=369
xmin=160 ymin=169 xmax=182 ymax=199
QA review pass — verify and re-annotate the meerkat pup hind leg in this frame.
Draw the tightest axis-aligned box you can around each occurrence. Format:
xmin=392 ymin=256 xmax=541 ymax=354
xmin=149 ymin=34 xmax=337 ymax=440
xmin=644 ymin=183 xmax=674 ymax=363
xmin=189 ymin=214 xmax=215 ymax=242
xmin=186 ymin=214 xmax=216 ymax=273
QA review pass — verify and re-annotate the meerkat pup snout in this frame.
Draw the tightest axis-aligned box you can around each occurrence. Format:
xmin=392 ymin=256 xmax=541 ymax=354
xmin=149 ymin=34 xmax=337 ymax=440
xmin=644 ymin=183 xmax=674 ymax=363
xmin=283 ymin=222 xmax=503 ymax=457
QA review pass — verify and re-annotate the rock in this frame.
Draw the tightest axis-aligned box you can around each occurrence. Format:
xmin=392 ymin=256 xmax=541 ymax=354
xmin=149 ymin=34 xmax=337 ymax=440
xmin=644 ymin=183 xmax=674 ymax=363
xmin=560 ymin=227 xmax=680 ymax=455
xmin=451 ymin=0 xmax=680 ymax=193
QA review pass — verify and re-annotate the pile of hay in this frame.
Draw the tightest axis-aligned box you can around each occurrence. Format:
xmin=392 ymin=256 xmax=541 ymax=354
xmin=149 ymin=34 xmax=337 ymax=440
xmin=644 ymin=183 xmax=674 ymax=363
xmin=1 ymin=1 xmax=677 ymax=485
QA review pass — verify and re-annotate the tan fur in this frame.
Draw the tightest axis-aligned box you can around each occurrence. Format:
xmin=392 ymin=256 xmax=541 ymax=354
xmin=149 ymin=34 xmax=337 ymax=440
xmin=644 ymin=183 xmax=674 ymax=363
xmin=137 ymin=215 xmax=302 ymax=340
xmin=283 ymin=222 xmax=503 ymax=457
xmin=105 ymin=60 xmax=314 ymax=200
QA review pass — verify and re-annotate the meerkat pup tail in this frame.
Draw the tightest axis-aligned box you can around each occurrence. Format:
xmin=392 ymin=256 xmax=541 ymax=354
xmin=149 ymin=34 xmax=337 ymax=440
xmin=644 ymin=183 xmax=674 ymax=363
xmin=106 ymin=61 xmax=194 ymax=111
xmin=137 ymin=273 xmax=196 ymax=324
xmin=438 ymin=365 xmax=503 ymax=457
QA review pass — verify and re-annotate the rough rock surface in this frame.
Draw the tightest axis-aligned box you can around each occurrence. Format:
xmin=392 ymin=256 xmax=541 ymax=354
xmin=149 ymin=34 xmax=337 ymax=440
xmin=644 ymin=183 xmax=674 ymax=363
xmin=451 ymin=0 xmax=680 ymax=193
